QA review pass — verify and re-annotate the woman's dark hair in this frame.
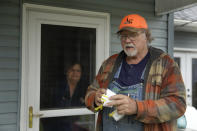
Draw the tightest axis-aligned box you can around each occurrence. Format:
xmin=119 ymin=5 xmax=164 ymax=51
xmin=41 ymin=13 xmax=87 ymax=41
xmin=64 ymin=61 xmax=83 ymax=75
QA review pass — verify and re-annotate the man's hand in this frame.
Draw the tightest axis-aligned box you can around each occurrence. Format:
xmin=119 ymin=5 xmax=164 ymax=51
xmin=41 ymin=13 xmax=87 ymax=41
xmin=107 ymin=94 xmax=137 ymax=115
xmin=95 ymin=88 xmax=106 ymax=106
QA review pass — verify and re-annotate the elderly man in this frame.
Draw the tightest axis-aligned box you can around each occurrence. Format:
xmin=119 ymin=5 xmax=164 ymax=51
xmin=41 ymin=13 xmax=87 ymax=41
xmin=85 ymin=14 xmax=186 ymax=131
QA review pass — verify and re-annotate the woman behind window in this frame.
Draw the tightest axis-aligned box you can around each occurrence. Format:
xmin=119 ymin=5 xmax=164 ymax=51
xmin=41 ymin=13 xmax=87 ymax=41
xmin=54 ymin=62 xmax=86 ymax=108
xmin=42 ymin=62 xmax=88 ymax=131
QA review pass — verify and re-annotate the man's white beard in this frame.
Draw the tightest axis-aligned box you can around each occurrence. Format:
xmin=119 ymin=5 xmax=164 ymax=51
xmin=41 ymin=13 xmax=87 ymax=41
xmin=123 ymin=44 xmax=137 ymax=57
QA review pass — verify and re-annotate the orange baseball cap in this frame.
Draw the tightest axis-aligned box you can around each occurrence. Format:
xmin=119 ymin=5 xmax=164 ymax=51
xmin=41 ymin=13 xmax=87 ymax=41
xmin=118 ymin=14 xmax=148 ymax=33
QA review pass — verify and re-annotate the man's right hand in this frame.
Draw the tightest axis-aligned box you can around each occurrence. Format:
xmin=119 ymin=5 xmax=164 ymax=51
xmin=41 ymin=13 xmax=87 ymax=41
xmin=95 ymin=88 xmax=106 ymax=106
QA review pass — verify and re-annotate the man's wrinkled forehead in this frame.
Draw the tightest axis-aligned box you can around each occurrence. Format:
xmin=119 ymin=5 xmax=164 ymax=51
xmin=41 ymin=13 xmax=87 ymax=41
xmin=119 ymin=28 xmax=146 ymax=36
xmin=120 ymin=30 xmax=139 ymax=37
xmin=118 ymin=27 xmax=145 ymax=34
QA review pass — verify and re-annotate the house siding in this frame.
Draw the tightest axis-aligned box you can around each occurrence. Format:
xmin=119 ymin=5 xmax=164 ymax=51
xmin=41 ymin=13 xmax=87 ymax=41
xmin=175 ymin=31 xmax=197 ymax=49
xmin=24 ymin=0 xmax=168 ymax=54
xmin=0 ymin=0 xmax=20 ymax=131
xmin=0 ymin=0 xmax=170 ymax=130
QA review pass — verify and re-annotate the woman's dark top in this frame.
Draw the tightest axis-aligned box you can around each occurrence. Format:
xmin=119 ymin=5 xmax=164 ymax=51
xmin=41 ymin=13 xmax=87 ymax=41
xmin=54 ymin=77 xmax=87 ymax=108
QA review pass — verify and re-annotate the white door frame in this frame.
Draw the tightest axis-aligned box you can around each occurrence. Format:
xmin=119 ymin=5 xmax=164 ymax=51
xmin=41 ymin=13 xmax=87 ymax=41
xmin=174 ymin=48 xmax=197 ymax=106
xmin=20 ymin=3 xmax=110 ymax=131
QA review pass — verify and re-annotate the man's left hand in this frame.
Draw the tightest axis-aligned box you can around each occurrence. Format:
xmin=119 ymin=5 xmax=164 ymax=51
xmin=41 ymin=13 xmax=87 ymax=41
xmin=107 ymin=94 xmax=137 ymax=115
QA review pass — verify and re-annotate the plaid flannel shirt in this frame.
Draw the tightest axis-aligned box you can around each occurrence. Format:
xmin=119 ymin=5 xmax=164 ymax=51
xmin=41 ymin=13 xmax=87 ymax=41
xmin=85 ymin=46 xmax=186 ymax=131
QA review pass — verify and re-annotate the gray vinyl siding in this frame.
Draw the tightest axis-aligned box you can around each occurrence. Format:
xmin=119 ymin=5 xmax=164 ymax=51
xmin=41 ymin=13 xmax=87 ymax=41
xmin=175 ymin=31 xmax=197 ymax=49
xmin=0 ymin=0 xmax=20 ymax=131
xmin=24 ymin=0 xmax=168 ymax=54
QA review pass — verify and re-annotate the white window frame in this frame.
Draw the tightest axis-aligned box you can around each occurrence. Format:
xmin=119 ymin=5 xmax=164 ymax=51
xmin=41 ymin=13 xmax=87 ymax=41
xmin=21 ymin=3 xmax=110 ymax=131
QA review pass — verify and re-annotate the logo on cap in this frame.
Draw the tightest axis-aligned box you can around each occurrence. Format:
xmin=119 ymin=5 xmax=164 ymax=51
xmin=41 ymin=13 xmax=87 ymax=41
xmin=124 ymin=18 xmax=133 ymax=24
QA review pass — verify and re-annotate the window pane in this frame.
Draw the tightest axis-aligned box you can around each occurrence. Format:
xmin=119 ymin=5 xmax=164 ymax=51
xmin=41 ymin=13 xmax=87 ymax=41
xmin=40 ymin=24 xmax=96 ymax=110
xmin=192 ymin=58 xmax=197 ymax=109
xmin=174 ymin=57 xmax=180 ymax=68
xmin=40 ymin=114 xmax=95 ymax=131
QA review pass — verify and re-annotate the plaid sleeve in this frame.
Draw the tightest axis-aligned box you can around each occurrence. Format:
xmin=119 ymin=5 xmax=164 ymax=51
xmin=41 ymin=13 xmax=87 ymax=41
xmin=85 ymin=60 xmax=106 ymax=112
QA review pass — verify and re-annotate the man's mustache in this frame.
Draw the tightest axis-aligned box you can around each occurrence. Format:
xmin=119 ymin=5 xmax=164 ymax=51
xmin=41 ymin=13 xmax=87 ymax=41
xmin=124 ymin=44 xmax=135 ymax=49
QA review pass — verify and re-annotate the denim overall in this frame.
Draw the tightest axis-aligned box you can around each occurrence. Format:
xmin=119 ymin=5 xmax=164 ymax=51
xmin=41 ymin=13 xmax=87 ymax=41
xmin=102 ymin=63 xmax=145 ymax=131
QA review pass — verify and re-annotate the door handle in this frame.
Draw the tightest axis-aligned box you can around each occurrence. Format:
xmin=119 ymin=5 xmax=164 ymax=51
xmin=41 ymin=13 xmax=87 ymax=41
xmin=29 ymin=106 xmax=33 ymax=128
xmin=29 ymin=106 xmax=44 ymax=128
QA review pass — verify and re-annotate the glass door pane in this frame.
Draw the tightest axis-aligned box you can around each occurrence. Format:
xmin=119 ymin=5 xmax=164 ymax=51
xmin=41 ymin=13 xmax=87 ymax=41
xmin=40 ymin=24 xmax=96 ymax=110
xmin=40 ymin=114 xmax=95 ymax=131
xmin=192 ymin=58 xmax=197 ymax=109
xmin=174 ymin=57 xmax=180 ymax=68
xmin=39 ymin=24 xmax=96 ymax=131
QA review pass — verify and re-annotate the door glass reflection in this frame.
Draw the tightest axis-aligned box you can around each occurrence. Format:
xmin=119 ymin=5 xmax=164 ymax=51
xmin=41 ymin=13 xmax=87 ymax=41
xmin=174 ymin=57 xmax=180 ymax=68
xmin=40 ymin=24 xmax=96 ymax=110
xmin=40 ymin=114 xmax=95 ymax=131
xmin=192 ymin=58 xmax=197 ymax=109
